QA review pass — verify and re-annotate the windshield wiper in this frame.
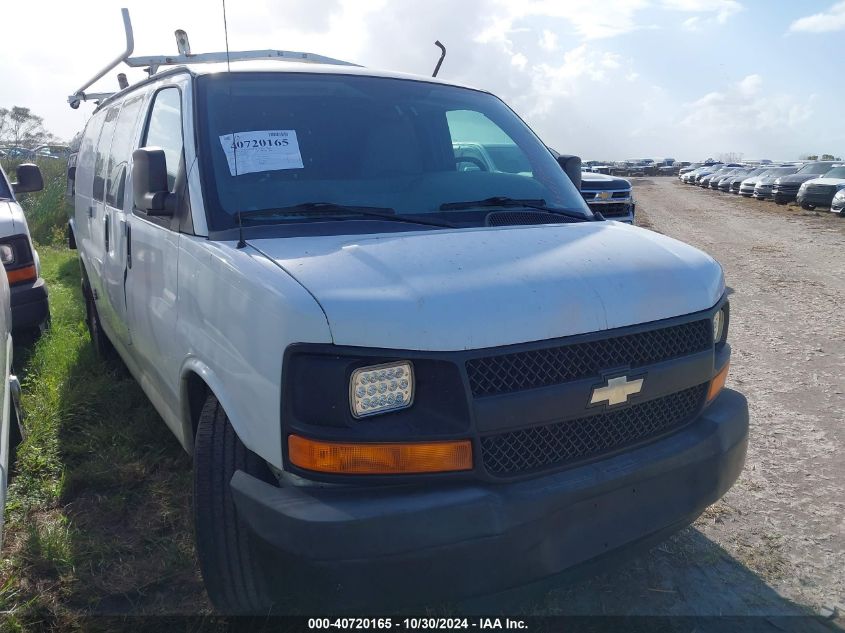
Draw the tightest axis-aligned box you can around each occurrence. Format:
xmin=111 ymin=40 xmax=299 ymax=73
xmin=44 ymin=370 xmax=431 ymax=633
xmin=439 ymin=196 xmax=592 ymax=221
xmin=237 ymin=202 xmax=455 ymax=229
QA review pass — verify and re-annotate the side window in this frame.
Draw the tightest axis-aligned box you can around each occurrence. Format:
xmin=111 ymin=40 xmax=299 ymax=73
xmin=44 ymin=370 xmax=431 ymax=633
xmin=446 ymin=110 xmax=533 ymax=176
xmin=93 ymin=107 xmax=119 ymax=202
xmin=142 ymin=88 xmax=183 ymax=191
xmin=105 ymin=95 xmax=144 ymax=208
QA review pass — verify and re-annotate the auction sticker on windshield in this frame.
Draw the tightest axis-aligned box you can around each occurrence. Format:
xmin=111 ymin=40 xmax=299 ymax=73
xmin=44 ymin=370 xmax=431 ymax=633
xmin=219 ymin=130 xmax=304 ymax=175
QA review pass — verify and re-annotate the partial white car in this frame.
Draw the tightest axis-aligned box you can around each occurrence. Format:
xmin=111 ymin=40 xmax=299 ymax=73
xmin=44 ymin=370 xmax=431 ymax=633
xmin=0 ymin=163 xmax=49 ymax=333
xmin=830 ymin=188 xmax=845 ymax=216
xmin=0 ymin=265 xmax=24 ymax=549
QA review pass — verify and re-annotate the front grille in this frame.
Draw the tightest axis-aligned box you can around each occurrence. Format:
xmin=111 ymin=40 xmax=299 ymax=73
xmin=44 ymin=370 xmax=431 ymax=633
xmin=466 ymin=319 xmax=711 ymax=397
xmin=588 ymin=202 xmax=630 ymax=216
xmin=480 ymin=383 xmax=708 ymax=477
xmin=612 ymin=191 xmax=630 ymax=199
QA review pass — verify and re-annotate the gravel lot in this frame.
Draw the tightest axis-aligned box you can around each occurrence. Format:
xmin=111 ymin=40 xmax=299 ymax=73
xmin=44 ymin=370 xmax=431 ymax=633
xmin=473 ymin=179 xmax=844 ymax=625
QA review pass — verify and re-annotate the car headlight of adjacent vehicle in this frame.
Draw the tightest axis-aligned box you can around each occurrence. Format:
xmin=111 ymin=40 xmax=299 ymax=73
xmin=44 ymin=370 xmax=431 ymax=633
xmin=0 ymin=244 xmax=15 ymax=265
xmin=350 ymin=361 xmax=415 ymax=418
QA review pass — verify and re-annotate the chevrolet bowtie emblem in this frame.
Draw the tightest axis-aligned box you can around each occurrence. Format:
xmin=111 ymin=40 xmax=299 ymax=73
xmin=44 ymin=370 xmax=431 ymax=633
xmin=590 ymin=375 xmax=644 ymax=407
xmin=598 ymin=191 xmax=612 ymax=200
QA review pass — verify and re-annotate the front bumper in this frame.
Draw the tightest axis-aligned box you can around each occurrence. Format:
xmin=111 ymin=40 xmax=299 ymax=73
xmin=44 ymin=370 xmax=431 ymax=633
xmin=10 ymin=277 xmax=49 ymax=330
xmin=798 ymin=190 xmax=837 ymax=208
xmin=232 ymin=389 xmax=748 ymax=606
xmin=772 ymin=188 xmax=798 ymax=203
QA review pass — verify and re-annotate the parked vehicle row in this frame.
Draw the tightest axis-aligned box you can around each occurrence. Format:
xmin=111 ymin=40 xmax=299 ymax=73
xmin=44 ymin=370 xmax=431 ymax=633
xmin=0 ymin=145 xmax=70 ymax=162
xmin=679 ymin=160 xmax=845 ymax=215
xmin=582 ymin=159 xmax=688 ymax=177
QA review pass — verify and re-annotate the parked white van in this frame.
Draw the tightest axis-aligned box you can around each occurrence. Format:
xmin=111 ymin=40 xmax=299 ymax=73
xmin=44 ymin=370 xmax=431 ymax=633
xmin=68 ymin=15 xmax=747 ymax=613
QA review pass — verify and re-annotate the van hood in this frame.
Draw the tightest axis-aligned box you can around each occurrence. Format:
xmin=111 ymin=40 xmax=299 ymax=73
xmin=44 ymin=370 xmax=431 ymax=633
xmin=251 ymin=223 xmax=724 ymax=351
xmin=0 ymin=201 xmax=25 ymax=235
xmin=580 ymin=173 xmax=630 ymax=189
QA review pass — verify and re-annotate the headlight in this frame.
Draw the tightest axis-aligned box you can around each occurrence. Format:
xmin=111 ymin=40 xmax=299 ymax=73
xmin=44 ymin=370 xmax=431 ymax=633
xmin=798 ymin=183 xmax=808 ymax=192
xmin=713 ymin=306 xmax=728 ymax=345
xmin=350 ymin=361 xmax=414 ymax=418
xmin=0 ymin=244 xmax=14 ymax=265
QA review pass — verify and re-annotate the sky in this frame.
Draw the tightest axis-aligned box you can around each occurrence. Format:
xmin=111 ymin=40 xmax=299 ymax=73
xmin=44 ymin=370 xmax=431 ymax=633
xmin=2 ymin=0 xmax=843 ymax=161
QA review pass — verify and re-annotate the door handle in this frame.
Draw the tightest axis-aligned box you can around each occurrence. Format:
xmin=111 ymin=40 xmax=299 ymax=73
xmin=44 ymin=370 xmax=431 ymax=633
xmin=104 ymin=214 xmax=110 ymax=251
xmin=126 ymin=223 xmax=132 ymax=269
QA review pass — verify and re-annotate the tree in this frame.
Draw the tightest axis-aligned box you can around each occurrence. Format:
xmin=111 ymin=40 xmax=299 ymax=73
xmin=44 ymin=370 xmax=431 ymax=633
xmin=820 ymin=154 xmax=842 ymax=161
xmin=800 ymin=154 xmax=819 ymax=161
xmin=717 ymin=152 xmax=744 ymax=164
xmin=0 ymin=106 xmax=56 ymax=148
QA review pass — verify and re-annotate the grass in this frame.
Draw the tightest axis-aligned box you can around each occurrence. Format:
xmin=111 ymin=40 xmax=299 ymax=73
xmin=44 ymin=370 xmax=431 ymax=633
xmin=0 ymin=247 xmax=208 ymax=631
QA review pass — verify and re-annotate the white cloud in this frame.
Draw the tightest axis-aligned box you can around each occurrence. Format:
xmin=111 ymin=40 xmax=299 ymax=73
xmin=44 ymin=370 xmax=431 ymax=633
xmin=539 ymin=29 xmax=558 ymax=52
xmin=661 ymin=0 xmax=744 ymax=23
xmin=478 ymin=0 xmax=652 ymax=42
xmin=680 ymin=75 xmax=815 ymax=142
xmin=789 ymin=1 xmax=845 ymax=33
xmin=738 ymin=74 xmax=763 ymax=96
xmin=682 ymin=16 xmax=702 ymax=30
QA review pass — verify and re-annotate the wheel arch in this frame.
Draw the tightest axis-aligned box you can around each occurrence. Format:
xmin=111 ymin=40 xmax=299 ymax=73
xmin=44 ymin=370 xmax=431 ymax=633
xmin=180 ymin=358 xmax=254 ymax=458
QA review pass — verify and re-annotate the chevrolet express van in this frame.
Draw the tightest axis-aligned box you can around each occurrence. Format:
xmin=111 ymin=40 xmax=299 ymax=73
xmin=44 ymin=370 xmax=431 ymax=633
xmin=69 ymin=56 xmax=748 ymax=613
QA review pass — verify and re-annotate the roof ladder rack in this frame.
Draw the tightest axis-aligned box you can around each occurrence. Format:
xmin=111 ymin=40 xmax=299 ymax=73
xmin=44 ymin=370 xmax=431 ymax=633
xmin=68 ymin=8 xmax=360 ymax=109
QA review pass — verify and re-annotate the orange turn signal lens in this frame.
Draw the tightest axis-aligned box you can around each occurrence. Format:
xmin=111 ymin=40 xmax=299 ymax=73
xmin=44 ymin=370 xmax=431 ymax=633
xmin=6 ymin=264 xmax=37 ymax=285
xmin=707 ymin=362 xmax=730 ymax=403
xmin=288 ymin=435 xmax=473 ymax=475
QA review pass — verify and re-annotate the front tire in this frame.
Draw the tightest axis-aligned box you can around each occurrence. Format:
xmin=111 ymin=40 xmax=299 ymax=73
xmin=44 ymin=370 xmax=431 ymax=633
xmin=193 ymin=395 xmax=276 ymax=614
xmin=82 ymin=275 xmax=116 ymax=361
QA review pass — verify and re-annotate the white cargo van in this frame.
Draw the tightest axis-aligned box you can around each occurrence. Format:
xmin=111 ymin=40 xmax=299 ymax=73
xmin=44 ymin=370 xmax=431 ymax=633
xmin=67 ymin=12 xmax=747 ymax=613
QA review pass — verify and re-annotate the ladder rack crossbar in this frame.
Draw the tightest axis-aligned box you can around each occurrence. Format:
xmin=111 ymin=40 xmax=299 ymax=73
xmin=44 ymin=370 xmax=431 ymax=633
xmin=124 ymin=50 xmax=359 ymax=68
xmin=68 ymin=8 xmax=359 ymax=108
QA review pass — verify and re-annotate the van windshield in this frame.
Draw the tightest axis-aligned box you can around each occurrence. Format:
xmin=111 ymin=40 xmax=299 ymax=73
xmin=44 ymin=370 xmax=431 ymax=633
xmin=196 ymin=73 xmax=591 ymax=231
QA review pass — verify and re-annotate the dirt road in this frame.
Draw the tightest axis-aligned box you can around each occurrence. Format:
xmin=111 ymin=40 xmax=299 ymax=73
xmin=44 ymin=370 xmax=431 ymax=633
xmin=486 ymin=179 xmax=844 ymax=622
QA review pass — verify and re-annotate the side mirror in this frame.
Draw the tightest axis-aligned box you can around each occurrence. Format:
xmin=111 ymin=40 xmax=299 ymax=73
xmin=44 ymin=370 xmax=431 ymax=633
xmin=132 ymin=147 xmax=174 ymax=215
xmin=555 ymin=154 xmax=582 ymax=190
xmin=11 ymin=164 xmax=43 ymax=194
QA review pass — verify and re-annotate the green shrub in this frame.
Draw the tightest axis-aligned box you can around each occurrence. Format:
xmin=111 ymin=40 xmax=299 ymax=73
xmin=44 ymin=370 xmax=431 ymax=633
xmin=1 ymin=158 xmax=70 ymax=247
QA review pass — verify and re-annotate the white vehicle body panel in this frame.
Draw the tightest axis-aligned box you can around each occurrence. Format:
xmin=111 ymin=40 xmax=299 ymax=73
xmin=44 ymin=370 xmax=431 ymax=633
xmin=0 ymin=269 xmax=12 ymax=548
xmin=255 ymin=223 xmax=724 ymax=351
